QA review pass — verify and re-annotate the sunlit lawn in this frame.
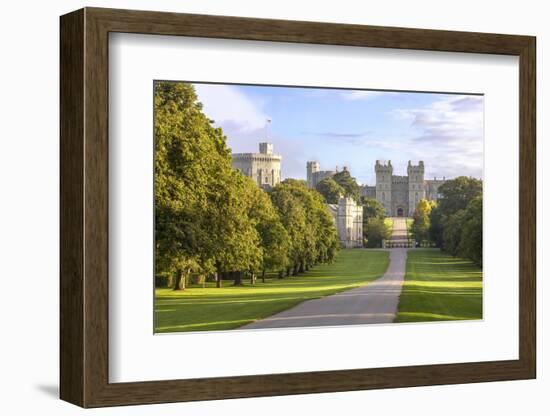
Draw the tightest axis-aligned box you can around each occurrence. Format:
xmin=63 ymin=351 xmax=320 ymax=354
xmin=155 ymin=249 xmax=389 ymax=333
xmin=395 ymin=249 xmax=483 ymax=322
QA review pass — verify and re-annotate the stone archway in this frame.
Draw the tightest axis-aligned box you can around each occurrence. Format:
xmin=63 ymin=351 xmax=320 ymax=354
xmin=397 ymin=207 xmax=404 ymax=217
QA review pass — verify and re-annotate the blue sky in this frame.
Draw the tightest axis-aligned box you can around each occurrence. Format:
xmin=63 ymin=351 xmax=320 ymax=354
xmin=192 ymin=82 xmax=484 ymax=185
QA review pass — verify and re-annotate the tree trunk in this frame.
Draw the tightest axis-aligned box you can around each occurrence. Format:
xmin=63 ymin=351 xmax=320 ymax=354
xmin=233 ymin=271 xmax=243 ymax=286
xmin=299 ymin=261 xmax=305 ymax=274
xmin=292 ymin=264 xmax=299 ymax=276
xmin=278 ymin=270 xmax=284 ymax=279
xmin=216 ymin=272 xmax=222 ymax=288
xmin=250 ymin=271 xmax=256 ymax=285
xmin=286 ymin=267 xmax=291 ymax=277
xmin=262 ymin=269 xmax=266 ymax=283
xmin=173 ymin=269 xmax=186 ymax=290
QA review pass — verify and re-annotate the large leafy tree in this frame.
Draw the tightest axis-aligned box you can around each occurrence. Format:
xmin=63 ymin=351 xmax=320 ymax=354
xmin=155 ymin=82 xmax=264 ymax=289
xmin=364 ymin=218 xmax=391 ymax=248
xmin=207 ymin=171 xmax=263 ymax=286
xmin=270 ymin=180 xmax=339 ymax=276
xmin=270 ymin=182 xmax=309 ymax=276
xmin=412 ymin=199 xmax=435 ymax=244
xmin=332 ymin=170 xmax=361 ymax=202
xmin=442 ymin=209 xmax=467 ymax=256
xmin=247 ymin=182 xmax=291 ymax=282
xmin=428 ymin=204 xmax=444 ymax=247
xmin=437 ymin=176 xmax=482 ymax=217
xmin=361 ymin=197 xmax=386 ymax=220
xmin=429 ymin=176 xmax=482 ymax=250
xmin=155 ymin=81 xmax=231 ymax=289
xmin=316 ymin=177 xmax=345 ymax=204
xmin=458 ymin=196 xmax=483 ymax=266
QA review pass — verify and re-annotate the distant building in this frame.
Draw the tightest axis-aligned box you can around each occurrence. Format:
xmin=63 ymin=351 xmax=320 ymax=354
xmin=306 ymin=159 xmax=449 ymax=217
xmin=306 ymin=161 xmax=337 ymax=189
xmin=327 ymin=197 xmax=363 ymax=248
xmin=366 ymin=160 xmax=447 ymax=217
xmin=232 ymin=142 xmax=282 ymax=189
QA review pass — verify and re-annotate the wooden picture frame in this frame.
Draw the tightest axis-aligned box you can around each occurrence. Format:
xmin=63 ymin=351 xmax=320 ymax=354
xmin=60 ymin=7 xmax=536 ymax=408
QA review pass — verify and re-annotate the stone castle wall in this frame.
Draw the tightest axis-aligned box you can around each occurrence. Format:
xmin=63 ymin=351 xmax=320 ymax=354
xmin=327 ymin=197 xmax=363 ymax=248
xmin=232 ymin=143 xmax=282 ymax=188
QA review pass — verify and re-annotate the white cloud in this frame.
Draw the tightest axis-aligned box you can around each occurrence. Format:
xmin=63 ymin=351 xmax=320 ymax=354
xmin=390 ymin=95 xmax=484 ymax=180
xmin=193 ymin=83 xmax=268 ymax=131
xmin=394 ymin=95 xmax=483 ymax=145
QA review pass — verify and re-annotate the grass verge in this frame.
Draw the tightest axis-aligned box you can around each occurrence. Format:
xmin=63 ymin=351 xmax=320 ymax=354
xmin=395 ymin=249 xmax=482 ymax=322
xmin=155 ymin=249 xmax=389 ymax=333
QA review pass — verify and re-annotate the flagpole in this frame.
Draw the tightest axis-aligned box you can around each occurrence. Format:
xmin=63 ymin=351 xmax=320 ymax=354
xmin=266 ymin=118 xmax=271 ymax=140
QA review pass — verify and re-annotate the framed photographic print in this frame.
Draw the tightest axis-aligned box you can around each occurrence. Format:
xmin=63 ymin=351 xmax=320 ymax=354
xmin=60 ymin=7 xmax=536 ymax=408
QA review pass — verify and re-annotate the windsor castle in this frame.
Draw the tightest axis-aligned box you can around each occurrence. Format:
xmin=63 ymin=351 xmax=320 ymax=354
xmin=232 ymin=142 xmax=448 ymax=248
xmin=308 ymin=160 xmax=447 ymax=217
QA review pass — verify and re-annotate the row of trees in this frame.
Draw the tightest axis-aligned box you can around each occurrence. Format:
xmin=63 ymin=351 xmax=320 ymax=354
xmin=155 ymin=82 xmax=340 ymax=290
xmin=411 ymin=177 xmax=483 ymax=266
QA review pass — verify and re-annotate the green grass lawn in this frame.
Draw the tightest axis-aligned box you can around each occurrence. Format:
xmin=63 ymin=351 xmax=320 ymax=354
xmin=395 ymin=249 xmax=482 ymax=322
xmin=155 ymin=249 xmax=389 ymax=333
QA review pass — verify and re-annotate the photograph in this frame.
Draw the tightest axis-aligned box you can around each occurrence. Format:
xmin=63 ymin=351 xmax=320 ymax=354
xmin=153 ymin=81 xmax=484 ymax=333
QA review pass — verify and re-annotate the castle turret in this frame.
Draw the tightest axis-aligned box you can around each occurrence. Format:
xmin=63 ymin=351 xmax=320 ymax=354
xmin=407 ymin=160 xmax=425 ymax=215
xmin=259 ymin=142 xmax=273 ymax=154
xmin=232 ymin=143 xmax=281 ymax=189
xmin=375 ymin=160 xmax=393 ymax=215
xmin=306 ymin=161 xmax=320 ymax=188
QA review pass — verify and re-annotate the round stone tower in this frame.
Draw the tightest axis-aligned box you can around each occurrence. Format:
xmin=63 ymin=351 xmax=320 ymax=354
xmin=231 ymin=142 xmax=282 ymax=189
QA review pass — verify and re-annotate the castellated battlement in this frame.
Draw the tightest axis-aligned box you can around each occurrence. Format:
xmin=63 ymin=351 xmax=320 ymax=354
xmin=407 ymin=160 xmax=425 ymax=175
xmin=232 ymin=153 xmax=282 ymax=162
xmin=231 ymin=142 xmax=282 ymax=188
xmin=392 ymin=175 xmax=408 ymax=184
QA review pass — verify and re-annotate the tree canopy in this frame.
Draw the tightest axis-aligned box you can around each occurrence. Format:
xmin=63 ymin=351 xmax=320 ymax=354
xmin=361 ymin=197 xmax=386 ymax=220
xmin=154 ymin=81 xmax=339 ymax=289
xmin=270 ymin=180 xmax=340 ymax=275
xmin=332 ymin=170 xmax=361 ymax=202
xmin=436 ymin=176 xmax=482 ymax=217
xmin=412 ymin=199 xmax=435 ymax=244
xmin=315 ymin=177 xmax=345 ymax=204
xmin=425 ymin=176 xmax=483 ymax=265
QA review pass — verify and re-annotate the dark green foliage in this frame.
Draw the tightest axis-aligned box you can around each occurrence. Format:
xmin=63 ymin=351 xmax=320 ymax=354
xmin=458 ymin=197 xmax=483 ymax=266
xmin=442 ymin=209 xmax=467 ymax=256
xmin=332 ymin=170 xmax=361 ymax=202
xmin=315 ymin=177 xmax=345 ymax=203
xmin=437 ymin=176 xmax=482 ymax=216
xmin=364 ymin=218 xmax=391 ymax=248
xmin=429 ymin=205 xmax=444 ymax=247
xmin=361 ymin=197 xmax=386 ymax=220
xmin=154 ymin=81 xmax=340 ymax=289
xmin=270 ymin=180 xmax=340 ymax=274
xmin=426 ymin=175 xmax=483 ymax=266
